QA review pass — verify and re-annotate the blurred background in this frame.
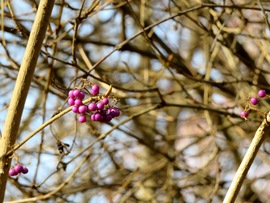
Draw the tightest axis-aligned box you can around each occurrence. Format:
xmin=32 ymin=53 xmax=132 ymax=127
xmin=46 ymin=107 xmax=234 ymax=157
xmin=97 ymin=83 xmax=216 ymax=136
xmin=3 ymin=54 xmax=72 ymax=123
xmin=1 ymin=0 xmax=270 ymax=202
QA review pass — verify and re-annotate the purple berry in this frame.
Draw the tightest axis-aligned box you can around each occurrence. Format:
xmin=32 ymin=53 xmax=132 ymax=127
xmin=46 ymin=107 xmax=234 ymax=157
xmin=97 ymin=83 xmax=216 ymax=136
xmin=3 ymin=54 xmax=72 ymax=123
xmin=73 ymin=89 xmax=80 ymax=97
xmin=109 ymin=107 xmax=120 ymax=117
xmin=100 ymin=110 xmax=107 ymax=116
xmin=9 ymin=168 xmax=18 ymax=176
xmin=78 ymin=105 xmax=88 ymax=114
xmin=78 ymin=115 xmax=87 ymax=123
xmin=74 ymin=99 xmax=83 ymax=106
xmin=88 ymin=103 xmax=97 ymax=111
xmin=104 ymin=114 xmax=113 ymax=122
xmin=240 ymin=111 xmax=249 ymax=118
xmin=14 ymin=164 xmax=24 ymax=174
xmin=68 ymin=98 xmax=75 ymax=106
xmin=258 ymin=90 xmax=266 ymax=98
xmin=97 ymin=102 xmax=104 ymax=110
xmin=77 ymin=91 xmax=85 ymax=100
xmin=68 ymin=90 xmax=74 ymax=98
xmin=102 ymin=97 xmax=109 ymax=105
xmin=250 ymin=97 xmax=259 ymax=105
xmin=72 ymin=106 xmax=79 ymax=113
xmin=22 ymin=167 xmax=28 ymax=174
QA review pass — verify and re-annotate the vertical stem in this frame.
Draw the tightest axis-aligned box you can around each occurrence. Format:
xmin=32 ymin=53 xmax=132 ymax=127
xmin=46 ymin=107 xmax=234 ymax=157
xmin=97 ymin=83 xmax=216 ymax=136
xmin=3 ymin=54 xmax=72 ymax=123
xmin=0 ymin=0 xmax=55 ymax=201
xmin=223 ymin=113 xmax=270 ymax=203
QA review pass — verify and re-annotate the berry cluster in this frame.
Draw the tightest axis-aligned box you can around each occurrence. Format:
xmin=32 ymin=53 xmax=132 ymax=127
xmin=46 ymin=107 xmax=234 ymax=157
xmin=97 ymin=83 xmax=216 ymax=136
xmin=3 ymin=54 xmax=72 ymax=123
xmin=67 ymin=84 xmax=120 ymax=123
xmin=240 ymin=89 xmax=267 ymax=119
xmin=9 ymin=164 xmax=28 ymax=176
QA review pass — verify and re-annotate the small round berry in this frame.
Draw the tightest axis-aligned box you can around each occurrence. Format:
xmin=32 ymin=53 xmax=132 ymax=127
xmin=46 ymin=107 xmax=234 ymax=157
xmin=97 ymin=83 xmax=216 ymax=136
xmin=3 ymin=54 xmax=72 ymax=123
xmin=94 ymin=113 xmax=103 ymax=121
xmin=91 ymin=89 xmax=99 ymax=96
xmin=97 ymin=102 xmax=104 ymax=110
xmin=88 ymin=103 xmax=97 ymax=111
xmin=9 ymin=168 xmax=18 ymax=176
xmin=91 ymin=113 xmax=96 ymax=121
xmin=240 ymin=111 xmax=249 ymax=118
xmin=92 ymin=84 xmax=100 ymax=92
xmin=102 ymin=97 xmax=109 ymax=105
xmin=104 ymin=114 xmax=113 ymax=122
xmin=250 ymin=97 xmax=259 ymax=105
xmin=73 ymin=89 xmax=80 ymax=97
xmin=68 ymin=90 xmax=74 ymax=98
xmin=77 ymin=91 xmax=85 ymax=100
xmin=109 ymin=107 xmax=120 ymax=117
xmin=91 ymin=84 xmax=100 ymax=95
xmin=74 ymin=99 xmax=83 ymax=106
xmin=72 ymin=106 xmax=79 ymax=113
xmin=258 ymin=90 xmax=266 ymax=98
xmin=14 ymin=164 xmax=24 ymax=174
xmin=100 ymin=110 xmax=107 ymax=116
xmin=68 ymin=98 xmax=75 ymax=106
xmin=78 ymin=105 xmax=88 ymax=114
xmin=78 ymin=115 xmax=87 ymax=123
xmin=22 ymin=167 xmax=28 ymax=174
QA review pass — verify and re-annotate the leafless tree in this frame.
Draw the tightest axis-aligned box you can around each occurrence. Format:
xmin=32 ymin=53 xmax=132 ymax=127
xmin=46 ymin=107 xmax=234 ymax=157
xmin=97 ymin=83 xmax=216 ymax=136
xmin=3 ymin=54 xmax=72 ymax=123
xmin=1 ymin=0 xmax=270 ymax=202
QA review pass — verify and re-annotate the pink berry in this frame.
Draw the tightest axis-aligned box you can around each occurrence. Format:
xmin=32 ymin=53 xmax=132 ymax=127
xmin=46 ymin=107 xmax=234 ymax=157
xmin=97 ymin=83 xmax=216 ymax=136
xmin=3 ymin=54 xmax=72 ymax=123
xmin=92 ymin=84 xmax=100 ymax=92
xmin=78 ymin=105 xmax=88 ymax=114
xmin=91 ymin=84 xmax=100 ymax=95
xmin=74 ymin=99 xmax=83 ymax=106
xmin=91 ymin=89 xmax=99 ymax=95
xmin=258 ymin=90 xmax=266 ymax=98
xmin=22 ymin=167 xmax=28 ymax=174
xmin=77 ymin=91 xmax=85 ymax=100
xmin=73 ymin=89 xmax=80 ymax=97
xmin=94 ymin=113 xmax=103 ymax=121
xmin=9 ymin=168 xmax=18 ymax=176
xmin=72 ymin=106 xmax=79 ymax=113
xmin=91 ymin=113 xmax=96 ymax=121
xmin=250 ymin=97 xmax=259 ymax=105
xmin=14 ymin=164 xmax=24 ymax=174
xmin=78 ymin=115 xmax=86 ymax=123
xmin=88 ymin=103 xmax=97 ymax=111
xmin=97 ymin=102 xmax=104 ymax=110
xmin=68 ymin=98 xmax=75 ymax=106
xmin=68 ymin=90 xmax=74 ymax=98
xmin=240 ymin=111 xmax=249 ymax=118
xmin=102 ymin=97 xmax=109 ymax=105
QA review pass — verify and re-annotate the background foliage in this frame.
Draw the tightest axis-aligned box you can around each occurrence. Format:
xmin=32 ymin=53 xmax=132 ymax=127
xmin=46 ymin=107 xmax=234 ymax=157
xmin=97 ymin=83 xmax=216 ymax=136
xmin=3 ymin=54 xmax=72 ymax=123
xmin=1 ymin=0 xmax=270 ymax=202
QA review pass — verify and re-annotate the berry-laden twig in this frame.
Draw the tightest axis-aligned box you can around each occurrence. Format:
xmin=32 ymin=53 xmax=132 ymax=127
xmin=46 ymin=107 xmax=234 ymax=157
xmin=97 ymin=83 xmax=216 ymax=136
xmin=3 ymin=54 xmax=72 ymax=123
xmin=240 ymin=89 xmax=268 ymax=120
xmin=224 ymin=89 xmax=270 ymax=201
xmin=8 ymin=163 xmax=28 ymax=177
xmin=223 ymin=111 xmax=270 ymax=202
xmin=67 ymin=84 xmax=120 ymax=123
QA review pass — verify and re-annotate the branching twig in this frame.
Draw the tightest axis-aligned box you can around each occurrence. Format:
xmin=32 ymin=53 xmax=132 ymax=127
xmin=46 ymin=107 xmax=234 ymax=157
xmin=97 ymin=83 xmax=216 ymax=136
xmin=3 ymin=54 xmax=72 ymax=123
xmin=223 ymin=112 xmax=270 ymax=202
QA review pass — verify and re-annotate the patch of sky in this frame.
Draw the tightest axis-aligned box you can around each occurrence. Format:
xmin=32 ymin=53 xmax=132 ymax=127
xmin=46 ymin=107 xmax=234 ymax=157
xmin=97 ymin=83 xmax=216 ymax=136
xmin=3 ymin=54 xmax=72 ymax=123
xmin=90 ymin=194 xmax=110 ymax=203
xmin=212 ymin=93 xmax=227 ymax=105
xmin=191 ymin=49 xmax=205 ymax=73
xmin=155 ymin=111 xmax=168 ymax=135
xmin=98 ymin=8 xmax=116 ymax=22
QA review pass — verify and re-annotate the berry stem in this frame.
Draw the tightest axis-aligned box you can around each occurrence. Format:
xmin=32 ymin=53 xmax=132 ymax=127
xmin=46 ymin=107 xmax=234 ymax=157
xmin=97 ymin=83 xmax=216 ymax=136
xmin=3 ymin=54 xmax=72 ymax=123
xmin=104 ymin=85 xmax=112 ymax=97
